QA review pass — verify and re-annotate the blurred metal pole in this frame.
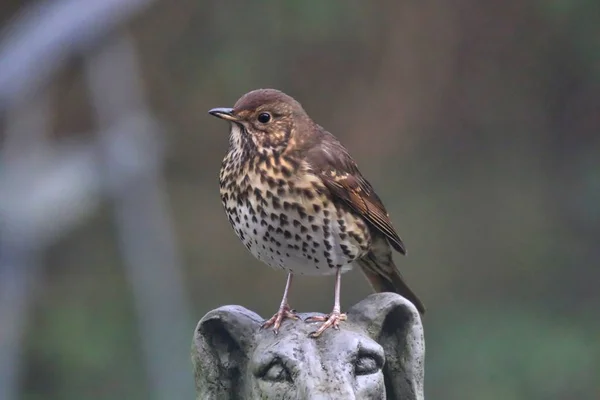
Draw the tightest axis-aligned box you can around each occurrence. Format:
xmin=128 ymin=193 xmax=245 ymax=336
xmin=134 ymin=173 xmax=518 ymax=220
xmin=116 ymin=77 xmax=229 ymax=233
xmin=0 ymin=246 xmax=40 ymax=400
xmin=85 ymin=35 xmax=195 ymax=400
xmin=0 ymin=0 xmax=155 ymax=107
xmin=0 ymin=0 xmax=194 ymax=399
xmin=0 ymin=95 xmax=50 ymax=400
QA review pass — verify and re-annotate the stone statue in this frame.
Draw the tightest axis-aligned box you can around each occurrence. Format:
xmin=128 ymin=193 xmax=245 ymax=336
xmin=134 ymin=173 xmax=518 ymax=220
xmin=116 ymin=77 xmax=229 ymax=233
xmin=191 ymin=293 xmax=425 ymax=400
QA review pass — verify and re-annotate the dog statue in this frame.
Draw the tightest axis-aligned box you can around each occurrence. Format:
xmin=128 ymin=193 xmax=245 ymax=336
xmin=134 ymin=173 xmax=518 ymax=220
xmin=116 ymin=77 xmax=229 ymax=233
xmin=192 ymin=292 xmax=425 ymax=399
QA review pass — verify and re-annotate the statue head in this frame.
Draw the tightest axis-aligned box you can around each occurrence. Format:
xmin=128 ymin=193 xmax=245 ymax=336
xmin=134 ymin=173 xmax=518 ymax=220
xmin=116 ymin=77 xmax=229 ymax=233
xmin=192 ymin=293 xmax=425 ymax=400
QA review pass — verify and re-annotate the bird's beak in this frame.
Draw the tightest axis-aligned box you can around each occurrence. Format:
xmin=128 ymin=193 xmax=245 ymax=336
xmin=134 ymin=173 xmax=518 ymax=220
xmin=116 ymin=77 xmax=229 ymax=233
xmin=208 ymin=107 xmax=238 ymax=122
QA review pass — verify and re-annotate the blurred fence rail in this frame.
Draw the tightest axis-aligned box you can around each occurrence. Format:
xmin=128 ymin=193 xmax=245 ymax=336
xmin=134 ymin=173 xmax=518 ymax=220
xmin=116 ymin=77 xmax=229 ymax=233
xmin=0 ymin=0 xmax=194 ymax=399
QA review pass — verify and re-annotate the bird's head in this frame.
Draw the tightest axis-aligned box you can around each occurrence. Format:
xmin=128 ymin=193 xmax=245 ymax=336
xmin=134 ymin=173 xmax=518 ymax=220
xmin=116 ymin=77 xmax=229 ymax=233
xmin=209 ymin=89 xmax=311 ymax=157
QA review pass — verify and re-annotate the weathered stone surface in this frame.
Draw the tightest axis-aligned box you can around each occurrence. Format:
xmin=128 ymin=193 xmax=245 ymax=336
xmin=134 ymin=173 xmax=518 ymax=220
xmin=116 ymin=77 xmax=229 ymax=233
xmin=192 ymin=293 xmax=425 ymax=400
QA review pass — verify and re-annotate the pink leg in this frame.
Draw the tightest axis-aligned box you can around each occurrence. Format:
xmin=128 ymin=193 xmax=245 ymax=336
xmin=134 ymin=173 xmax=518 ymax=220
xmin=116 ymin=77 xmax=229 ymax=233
xmin=261 ymin=273 xmax=298 ymax=334
xmin=306 ymin=268 xmax=347 ymax=338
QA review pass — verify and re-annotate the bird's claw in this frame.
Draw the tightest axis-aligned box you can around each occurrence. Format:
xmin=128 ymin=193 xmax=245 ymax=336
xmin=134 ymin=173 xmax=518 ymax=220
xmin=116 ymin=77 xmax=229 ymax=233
xmin=306 ymin=311 xmax=347 ymax=338
xmin=261 ymin=305 xmax=299 ymax=335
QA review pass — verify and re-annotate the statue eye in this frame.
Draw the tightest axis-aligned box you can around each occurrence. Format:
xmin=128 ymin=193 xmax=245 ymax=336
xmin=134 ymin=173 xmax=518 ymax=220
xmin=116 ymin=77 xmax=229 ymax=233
xmin=257 ymin=112 xmax=271 ymax=123
xmin=258 ymin=360 xmax=292 ymax=383
xmin=354 ymin=351 xmax=384 ymax=376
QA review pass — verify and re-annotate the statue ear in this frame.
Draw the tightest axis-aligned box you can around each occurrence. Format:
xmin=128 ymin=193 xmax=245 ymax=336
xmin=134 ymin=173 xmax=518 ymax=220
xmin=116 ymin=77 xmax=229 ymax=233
xmin=347 ymin=293 xmax=425 ymax=400
xmin=192 ymin=305 xmax=262 ymax=400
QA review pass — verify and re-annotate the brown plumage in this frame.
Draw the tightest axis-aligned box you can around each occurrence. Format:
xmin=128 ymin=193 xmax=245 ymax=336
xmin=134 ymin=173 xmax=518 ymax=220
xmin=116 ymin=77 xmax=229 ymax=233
xmin=210 ymin=89 xmax=424 ymax=337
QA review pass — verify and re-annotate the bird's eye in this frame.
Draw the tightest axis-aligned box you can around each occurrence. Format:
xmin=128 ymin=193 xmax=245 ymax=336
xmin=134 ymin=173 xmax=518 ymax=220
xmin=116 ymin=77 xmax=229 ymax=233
xmin=257 ymin=112 xmax=271 ymax=123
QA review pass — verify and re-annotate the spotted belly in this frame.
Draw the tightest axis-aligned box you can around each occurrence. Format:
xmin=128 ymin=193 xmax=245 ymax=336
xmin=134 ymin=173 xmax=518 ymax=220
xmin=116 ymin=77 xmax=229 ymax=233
xmin=222 ymin=190 xmax=371 ymax=276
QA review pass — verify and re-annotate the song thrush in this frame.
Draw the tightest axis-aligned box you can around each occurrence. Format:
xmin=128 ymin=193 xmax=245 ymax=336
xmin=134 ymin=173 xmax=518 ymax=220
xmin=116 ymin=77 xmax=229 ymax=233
xmin=210 ymin=89 xmax=425 ymax=337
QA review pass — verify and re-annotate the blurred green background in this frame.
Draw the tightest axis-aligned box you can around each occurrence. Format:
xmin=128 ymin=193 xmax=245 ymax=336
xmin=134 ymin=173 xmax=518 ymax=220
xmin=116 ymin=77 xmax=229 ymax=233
xmin=3 ymin=0 xmax=599 ymax=399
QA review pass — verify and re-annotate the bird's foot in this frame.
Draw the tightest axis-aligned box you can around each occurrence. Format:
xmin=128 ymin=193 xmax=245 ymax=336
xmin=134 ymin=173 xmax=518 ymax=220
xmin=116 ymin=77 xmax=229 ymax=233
xmin=306 ymin=311 xmax=347 ymax=338
xmin=261 ymin=304 xmax=299 ymax=334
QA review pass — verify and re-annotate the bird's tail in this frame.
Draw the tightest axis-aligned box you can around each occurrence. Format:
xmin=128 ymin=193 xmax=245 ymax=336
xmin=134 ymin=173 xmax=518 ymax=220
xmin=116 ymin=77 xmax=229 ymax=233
xmin=358 ymin=253 xmax=426 ymax=314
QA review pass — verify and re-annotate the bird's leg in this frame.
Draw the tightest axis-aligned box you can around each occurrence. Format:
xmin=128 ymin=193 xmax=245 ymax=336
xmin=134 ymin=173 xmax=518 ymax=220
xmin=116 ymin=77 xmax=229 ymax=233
xmin=261 ymin=273 xmax=298 ymax=334
xmin=306 ymin=267 xmax=347 ymax=338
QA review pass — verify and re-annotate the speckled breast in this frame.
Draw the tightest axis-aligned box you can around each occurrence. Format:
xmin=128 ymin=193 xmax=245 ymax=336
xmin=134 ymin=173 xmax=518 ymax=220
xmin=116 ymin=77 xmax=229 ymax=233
xmin=219 ymin=154 xmax=371 ymax=276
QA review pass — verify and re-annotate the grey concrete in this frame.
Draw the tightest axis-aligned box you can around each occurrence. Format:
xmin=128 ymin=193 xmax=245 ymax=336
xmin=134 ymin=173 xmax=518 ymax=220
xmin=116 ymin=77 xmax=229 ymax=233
xmin=192 ymin=293 xmax=425 ymax=400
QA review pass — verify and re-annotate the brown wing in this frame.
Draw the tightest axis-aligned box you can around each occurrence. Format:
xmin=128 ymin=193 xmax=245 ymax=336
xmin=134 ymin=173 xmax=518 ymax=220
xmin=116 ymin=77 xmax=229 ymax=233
xmin=304 ymin=129 xmax=406 ymax=254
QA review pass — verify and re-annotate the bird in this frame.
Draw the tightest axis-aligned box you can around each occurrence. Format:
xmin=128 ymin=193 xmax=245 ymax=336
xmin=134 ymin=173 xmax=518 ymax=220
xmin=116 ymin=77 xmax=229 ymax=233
xmin=209 ymin=89 xmax=425 ymax=337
